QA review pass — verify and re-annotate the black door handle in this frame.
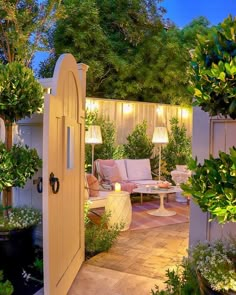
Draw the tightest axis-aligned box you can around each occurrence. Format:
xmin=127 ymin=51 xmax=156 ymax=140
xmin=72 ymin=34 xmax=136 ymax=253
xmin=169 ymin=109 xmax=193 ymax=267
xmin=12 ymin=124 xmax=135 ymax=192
xmin=33 ymin=177 xmax=43 ymax=193
xmin=49 ymin=172 xmax=60 ymax=194
xmin=37 ymin=177 xmax=43 ymax=193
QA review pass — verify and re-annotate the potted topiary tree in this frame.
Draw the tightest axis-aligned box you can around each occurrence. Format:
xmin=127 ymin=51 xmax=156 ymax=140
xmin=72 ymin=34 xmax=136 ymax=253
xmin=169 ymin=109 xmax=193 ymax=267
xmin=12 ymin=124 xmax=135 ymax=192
xmin=162 ymin=117 xmax=192 ymax=173
xmin=0 ymin=62 xmax=44 ymax=265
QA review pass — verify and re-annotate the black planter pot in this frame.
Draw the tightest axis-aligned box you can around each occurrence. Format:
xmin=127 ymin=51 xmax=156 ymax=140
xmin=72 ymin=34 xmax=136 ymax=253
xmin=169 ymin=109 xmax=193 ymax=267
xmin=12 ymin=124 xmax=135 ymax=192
xmin=0 ymin=226 xmax=35 ymax=267
xmin=197 ymin=272 xmax=236 ymax=295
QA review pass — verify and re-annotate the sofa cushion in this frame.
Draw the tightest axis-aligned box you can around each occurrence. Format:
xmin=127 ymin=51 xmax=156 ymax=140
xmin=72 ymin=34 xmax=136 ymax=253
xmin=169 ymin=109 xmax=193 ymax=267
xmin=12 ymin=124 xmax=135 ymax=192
xmin=96 ymin=159 xmax=115 ymax=181
xmin=115 ymin=159 xmax=128 ymax=181
xmin=125 ymin=159 xmax=152 ymax=181
xmin=102 ymin=164 xmax=122 ymax=183
xmin=87 ymin=174 xmax=99 ymax=197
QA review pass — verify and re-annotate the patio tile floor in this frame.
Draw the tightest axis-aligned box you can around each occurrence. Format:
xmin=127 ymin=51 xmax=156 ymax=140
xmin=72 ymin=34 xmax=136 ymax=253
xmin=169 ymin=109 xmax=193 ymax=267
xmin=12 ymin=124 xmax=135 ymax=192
xmin=68 ymin=222 xmax=189 ymax=295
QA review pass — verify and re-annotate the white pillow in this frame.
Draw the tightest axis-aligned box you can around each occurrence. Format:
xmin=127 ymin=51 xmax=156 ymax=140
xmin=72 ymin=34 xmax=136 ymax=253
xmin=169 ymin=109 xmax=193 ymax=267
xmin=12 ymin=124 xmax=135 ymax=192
xmin=115 ymin=159 xmax=128 ymax=181
xmin=125 ymin=159 xmax=152 ymax=181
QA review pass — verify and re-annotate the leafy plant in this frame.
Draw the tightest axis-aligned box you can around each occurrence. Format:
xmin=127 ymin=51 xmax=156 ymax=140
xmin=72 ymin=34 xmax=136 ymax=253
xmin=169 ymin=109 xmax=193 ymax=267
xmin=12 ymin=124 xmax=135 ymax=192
xmin=151 ymin=258 xmax=200 ymax=295
xmin=0 ymin=62 xmax=44 ymax=123
xmin=0 ymin=271 xmax=13 ymax=295
xmin=0 ymin=143 xmax=42 ymax=192
xmin=189 ymin=15 xmax=236 ymax=119
xmin=85 ymin=211 xmax=124 ymax=258
xmin=123 ymin=121 xmax=160 ymax=174
xmin=181 ymin=146 xmax=236 ymax=224
xmin=124 ymin=121 xmax=154 ymax=159
xmin=162 ymin=118 xmax=192 ymax=172
xmin=85 ymin=110 xmax=121 ymax=172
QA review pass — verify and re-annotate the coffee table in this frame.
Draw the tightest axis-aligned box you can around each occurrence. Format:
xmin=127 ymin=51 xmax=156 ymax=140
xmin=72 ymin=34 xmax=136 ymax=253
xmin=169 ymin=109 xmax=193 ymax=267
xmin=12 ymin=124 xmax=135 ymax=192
xmin=133 ymin=186 xmax=181 ymax=217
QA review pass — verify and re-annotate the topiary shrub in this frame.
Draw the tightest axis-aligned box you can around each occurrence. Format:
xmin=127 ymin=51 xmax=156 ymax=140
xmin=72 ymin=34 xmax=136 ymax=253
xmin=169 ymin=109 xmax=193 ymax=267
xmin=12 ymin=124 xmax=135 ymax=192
xmin=123 ymin=120 xmax=154 ymax=159
xmin=124 ymin=120 xmax=158 ymax=173
xmin=162 ymin=118 xmax=192 ymax=173
xmin=85 ymin=110 xmax=125 ymax=172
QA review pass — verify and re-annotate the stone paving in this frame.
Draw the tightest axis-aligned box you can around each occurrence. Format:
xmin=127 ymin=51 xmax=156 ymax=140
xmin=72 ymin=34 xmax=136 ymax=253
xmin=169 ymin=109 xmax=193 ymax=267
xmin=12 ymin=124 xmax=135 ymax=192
xmin=68 ymin=222 xmax=189 ymax=295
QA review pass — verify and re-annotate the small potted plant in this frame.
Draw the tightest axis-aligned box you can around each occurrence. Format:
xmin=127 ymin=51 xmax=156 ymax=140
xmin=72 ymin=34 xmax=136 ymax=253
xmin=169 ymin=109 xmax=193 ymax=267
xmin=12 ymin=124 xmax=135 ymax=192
xmin=0 ymin=62 xmax=43 ymax=265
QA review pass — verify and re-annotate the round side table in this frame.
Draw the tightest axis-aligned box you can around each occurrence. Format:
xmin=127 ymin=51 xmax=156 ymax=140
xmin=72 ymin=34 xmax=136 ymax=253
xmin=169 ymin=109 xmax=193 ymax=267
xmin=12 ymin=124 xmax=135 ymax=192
xmin=105 ymin=191 xmax=132 ymax=231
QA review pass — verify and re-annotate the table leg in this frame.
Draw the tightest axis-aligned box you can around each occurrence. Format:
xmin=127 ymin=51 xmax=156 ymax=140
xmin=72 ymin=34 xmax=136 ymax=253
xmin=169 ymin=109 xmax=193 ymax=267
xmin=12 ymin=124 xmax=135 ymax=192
xmin=148 ymin=193 xmax=176 ymax=217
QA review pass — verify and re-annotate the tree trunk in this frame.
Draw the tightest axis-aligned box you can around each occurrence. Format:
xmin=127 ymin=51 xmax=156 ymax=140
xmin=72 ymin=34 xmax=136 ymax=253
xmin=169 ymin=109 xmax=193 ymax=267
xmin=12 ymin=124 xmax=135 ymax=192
xmin=2 ymin=122 xmax=13 ymax=216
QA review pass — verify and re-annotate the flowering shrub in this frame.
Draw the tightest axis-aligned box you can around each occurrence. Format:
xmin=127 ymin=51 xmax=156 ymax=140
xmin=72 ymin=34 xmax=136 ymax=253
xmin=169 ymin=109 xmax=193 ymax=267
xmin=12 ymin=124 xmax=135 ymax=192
xmin=0 ymin=207 xmax=42 ymax=231
xmin=189 ymin=239 xmax=236 ymax=292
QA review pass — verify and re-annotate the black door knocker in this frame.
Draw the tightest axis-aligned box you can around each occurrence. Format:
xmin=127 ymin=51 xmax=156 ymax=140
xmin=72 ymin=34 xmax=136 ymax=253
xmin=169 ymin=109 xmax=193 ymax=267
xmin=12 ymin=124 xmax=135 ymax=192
xmin=49 ymin=172 xmax=60 ymax=194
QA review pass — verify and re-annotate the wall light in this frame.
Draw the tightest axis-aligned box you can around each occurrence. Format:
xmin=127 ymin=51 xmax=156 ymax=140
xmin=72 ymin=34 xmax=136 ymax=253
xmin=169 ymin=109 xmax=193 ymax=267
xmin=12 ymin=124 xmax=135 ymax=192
xmin=156 ymin=106 xmax=164 ymax=114
xmin=181 ymin=109 xmax=189 ymax=119
xmin=86 ymin=100 xmax=99 ymax=112
xmin=123 ymin=103 xmax=133 ymax=114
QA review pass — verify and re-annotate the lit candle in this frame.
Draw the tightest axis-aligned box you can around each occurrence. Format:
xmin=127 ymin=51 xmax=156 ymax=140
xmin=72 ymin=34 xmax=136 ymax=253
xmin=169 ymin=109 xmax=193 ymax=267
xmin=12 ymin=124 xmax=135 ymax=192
xmin=115 ymin=182 xmax=121 ymax=192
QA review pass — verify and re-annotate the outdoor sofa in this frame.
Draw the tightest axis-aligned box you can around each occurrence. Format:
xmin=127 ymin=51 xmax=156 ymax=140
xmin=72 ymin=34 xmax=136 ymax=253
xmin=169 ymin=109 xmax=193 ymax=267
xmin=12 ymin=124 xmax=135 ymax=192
xmin=85 ymin=159 xmax=158 ymax=209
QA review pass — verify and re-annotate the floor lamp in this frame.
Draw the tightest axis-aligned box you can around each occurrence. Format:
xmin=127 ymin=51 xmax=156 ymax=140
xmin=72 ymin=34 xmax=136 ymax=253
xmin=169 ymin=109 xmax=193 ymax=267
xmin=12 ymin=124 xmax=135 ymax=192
xmin=152 ymin=127 xmax=169 ymax=181
xmin=85 ymin=125 xmax=103 ymax=175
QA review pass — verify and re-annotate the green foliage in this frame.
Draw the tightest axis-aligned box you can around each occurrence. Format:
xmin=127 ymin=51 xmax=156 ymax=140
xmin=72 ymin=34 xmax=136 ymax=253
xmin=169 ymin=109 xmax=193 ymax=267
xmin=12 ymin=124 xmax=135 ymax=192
xmin=84 ymin=201 xmax=91 ymax=226
xmin=85 ymin=211 xmax=124 ymax=258
xmin=181 ymin=146 xmax=236 ymax=224
xmin=189 ymin=15 xmax=236 ymax=119
xmin=151 ymin=258 xmax=200 ymax=295
xmin=0 ymin=0 xmax=61 ymax=66
xmin=95 ymin=119 xmax=116 ymax=160
xmin=0 ymin=143 xmax=42 ymax=192
xmin=162 ymin=118 xmax=192 ymax=172
xmin=40 ymin=2 xmax=211 ymax=104
xmin=0 ymin=62 xmax=44 ymax=123
xmin=33 ymin=258 xmax=44 ymax=275
xmin=124 ymin=121 xmax=154 ymax=159
xmin=0 ymin=206 xmax=42 ymax=231
xmin=112 ymin=145 xmax=126 ymax=160
xmin=0 ymin=271 xmax=13 ymax=295
xmin=85 ymin=111 xmax=119 ymax=172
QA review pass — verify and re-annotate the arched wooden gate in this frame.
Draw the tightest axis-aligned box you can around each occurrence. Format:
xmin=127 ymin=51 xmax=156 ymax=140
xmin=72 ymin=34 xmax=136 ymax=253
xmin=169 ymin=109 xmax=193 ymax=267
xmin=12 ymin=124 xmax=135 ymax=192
xmin=42 ymin=54 xmax=88 ymax=295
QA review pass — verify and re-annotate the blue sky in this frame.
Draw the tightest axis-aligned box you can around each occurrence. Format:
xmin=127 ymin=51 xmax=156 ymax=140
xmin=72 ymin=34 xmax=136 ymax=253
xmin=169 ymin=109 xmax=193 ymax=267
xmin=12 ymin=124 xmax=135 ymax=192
xmin=162 ymin=0 xmax=236 ymax=27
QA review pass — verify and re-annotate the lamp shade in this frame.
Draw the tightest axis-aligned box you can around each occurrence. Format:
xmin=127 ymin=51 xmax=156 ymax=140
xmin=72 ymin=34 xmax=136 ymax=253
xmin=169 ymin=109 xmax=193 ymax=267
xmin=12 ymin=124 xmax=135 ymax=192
xmin=85 ymin=125 xmax=102 ymax=144
xmin=152 ymin=127 xmax=168 ymax=144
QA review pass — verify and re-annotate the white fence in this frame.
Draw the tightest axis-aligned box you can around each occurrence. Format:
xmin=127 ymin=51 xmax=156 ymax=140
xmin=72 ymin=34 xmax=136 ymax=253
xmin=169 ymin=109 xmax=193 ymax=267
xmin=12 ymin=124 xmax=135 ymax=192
xmin=86 ymin=97 xmax=193 ymax=144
